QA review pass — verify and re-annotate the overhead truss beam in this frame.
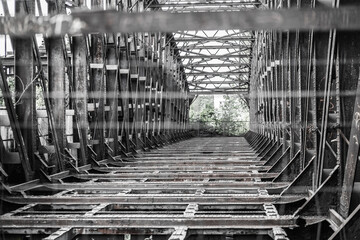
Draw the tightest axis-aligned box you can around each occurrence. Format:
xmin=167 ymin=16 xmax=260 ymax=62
xmin=180 ymin=55 xmax=250 ymax=59
xmin=184 ymin=63 xmax=249 ymax=67
xmin=150 ymin=2 xmax=262 ymax=8
xmin=186 ymin=72 xmax=248 ymax=76
xmin=2 ymin=7 xmax=360 ymax=37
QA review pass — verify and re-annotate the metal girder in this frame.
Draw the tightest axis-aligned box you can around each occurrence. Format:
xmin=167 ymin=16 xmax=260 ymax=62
xmin=34 ymin=184 xmax=277 ymax=191
xmin=1 ymin=136 xmax=306 ymax=238
xmin=180 ymin=55 xmax=250 ymax=59
xmin=247 ymin=2 xmax=360 ymax=234
xmin=175 ymin=37 xmax=254 ymax=42
xmin=2 ymin=7 xmax=360 ymax=37
xmin=153 ymin=8 xmax=258 ymax=13
xmin=189 ymin=81 xmax=246 ymax=84
xmin=9 ymin=181 xmax=287 ymax=192
xmin=190 ymin=87 xmax=248 ymax=91
xmin=0 ymin=227 xmax=272 ymax=236
xmin=47 ymin=0 xmax=67 ymax=172
xmin=73 ymin=35 xmax=89 ymax=166
xmin=329 ymin=204 xmax=360 ymax=239
xmin=186 ymin=72 xmax=248 ymax=76
xmin=0 ymin=60 xmax=33 ymax=181
xmin=185 ymin=63 xmax=249 ymax=67
xmin=43 ymin=227 xmax=75 ymax=240
xmin=90 ymin=0 xmax=106 ymax=161
xmin=68 ymin=172 xmax=277 ymax=178
xmin=179 ymin=46 xmax=251 ymax=50
xmin=14 ymin=0 xmax=37 ymax=176
xmin=6 ymin=0 xmax=360 ymax=237
xmin=339 ymin=74 xmax=360 ymax=218
xmin=0 ymin=227 xmax=174 ymax=236
xmin=150 ymin=2 xmax=262 ymax=8
xmin=168 ymin=227 xmax=187 ymax=240
xmin=1 ymin=192 xmax=301 ymax=206
xmin=0 ymin=216 xmax=299 ymax=229
xmin=1 ymin=56 xmax=46 ymax=67
xmin=152 ymin=8 xmax=258 ymax=13
xmin=188 ymin=90 xmax=249 ymax=95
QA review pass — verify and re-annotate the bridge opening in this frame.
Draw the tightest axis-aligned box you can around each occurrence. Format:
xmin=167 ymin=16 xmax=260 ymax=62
xmin=189 ymin=95 xmax=250 ymax=136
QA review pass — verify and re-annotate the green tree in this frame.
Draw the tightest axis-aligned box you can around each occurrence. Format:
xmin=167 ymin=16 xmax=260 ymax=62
xmin=199 ymin=103 xmax=215 ymax=122
xmin=0 ymin=76 xmax=15 ymax=106
xmin=215 ymin=95 xmax=249 ymax=135
xmin=0 ymin=76 xmax=45 ymax=107
xmin=189 ymin=94 xmax=249 ymax=136
xmin=190 ymin=95 xmax=214 ymax=121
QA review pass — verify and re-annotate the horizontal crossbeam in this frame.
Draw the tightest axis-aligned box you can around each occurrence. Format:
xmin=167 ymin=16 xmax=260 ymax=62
xmin=189 ymin=91 xmax=249 ymax=95
xmin=179 ymin=46 xmax=251 ymax=50
xmin=181 ymin=55 xmax=250 ymax=59
xmin=150 ymin=2 xmax=262 ymax=8
xmin=2 ymin=7 xmax=360 ymax=37
xmin=10 ymin=181 xmax=288 ymax=192
xmin=189 ymin=81 xmax=246 ymax=84
xmin=186 ymin=72 xmax=248 ymax=76
xmin=175 ymin=37 xmax=254 ymax=42
xmin=2 ymin=194 xmax=301 ymax=204
xmin=185 ymin=63 xmax=249 ymax=68
xmin=0 ymin=216 xmax=298 ymax=229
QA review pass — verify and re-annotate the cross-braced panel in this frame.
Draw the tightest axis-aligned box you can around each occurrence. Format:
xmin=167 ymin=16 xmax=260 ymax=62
xmin=149 ymin=0 xmax=262 ymax=96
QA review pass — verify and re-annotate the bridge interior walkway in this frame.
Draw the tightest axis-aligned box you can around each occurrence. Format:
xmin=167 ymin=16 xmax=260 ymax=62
xmin=2 ymin=0 xmax=360 ymax=239
xmin=0 ymin=135 xmax=311 ymax=240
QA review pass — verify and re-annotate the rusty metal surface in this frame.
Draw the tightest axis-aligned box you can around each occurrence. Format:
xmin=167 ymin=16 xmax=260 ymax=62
xmin=0 ymin=137 xmax=299 ymax=238
xmin=2 ymin=7 xmax=360 ymax=37
xmin=2 ymin=0 xmax=360 ymax=238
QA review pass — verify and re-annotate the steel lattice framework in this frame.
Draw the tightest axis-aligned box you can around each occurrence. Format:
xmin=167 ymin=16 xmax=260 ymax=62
xmin=150 ymin=0 xmax=259 ymax=95
xmin=2 ymin=0 xmax=360 ymax=239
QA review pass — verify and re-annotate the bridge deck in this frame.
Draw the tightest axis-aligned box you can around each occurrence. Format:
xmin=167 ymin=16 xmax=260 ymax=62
xmin=0 ymin=137 xmax=303 ymax=239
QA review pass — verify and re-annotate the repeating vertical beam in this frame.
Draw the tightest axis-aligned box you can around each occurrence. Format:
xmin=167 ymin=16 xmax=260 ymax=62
xmin=0 ymin=0 xmax=192 ymax=180
xmin=103 ymin=0 xmax=119 ymax=156
xmin=90 ymin=0 xmax=105 ymax=160
xmin=159 ymin=36 xmax=166 ymax=137
xmin=153 ymin=36 xmax=161 ymax=138
xmin=336 ymin=3 xmax=360 ymax=217
xmin=281 ymin=31 xmax=289 ymax=152
xmin=106 ymin=34 xmax=120 ymax=155
xmin=163 ymin=40 xmax=172 ymax=139
xmin=339 ymin=72 xmax=360 ymax=218
xmin=119 ymin=34 xmax=130 ymax=152
xmin=48 ymin=0 xmax=66 ymax=171
xmin=128 ymin=28 xmax=140 ymax=150
xmin=315 ymin=29 xmax=336 ymax=187
xmin=148 ymin=34 xmax=156 ymax=141
xmin=14 ymin=0 xmax=36 ymax=176
xmin=248 ymin=0 xmax=360 ymax=231
xmin=130 ymin=43 xmax=140 ymax=148
xmin=0 ymin=60 xmax=32 ymax=181
xmin=72 ymin=0 xmax=89 ymax=166
xmin=137 ymin=34 xmax=147 ymax=146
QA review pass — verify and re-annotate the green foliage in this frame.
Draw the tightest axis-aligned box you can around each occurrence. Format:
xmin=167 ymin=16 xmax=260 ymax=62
xmin=215 ymin=95 xmax=249 ymax=136
xmin=0 ymin=76 xmax=15 ymax=106
xmin=0 ymin=76 xmax=45 ymax=107
xmin=190 ymin=94 xmax=249 ymax=136
xmin=36 ymin=84 xmax=45 ymax=107
xmin=199 ymin=103 xmax=215 ymax=122
xmin=190 ymin=95 xmax=214 ymax=121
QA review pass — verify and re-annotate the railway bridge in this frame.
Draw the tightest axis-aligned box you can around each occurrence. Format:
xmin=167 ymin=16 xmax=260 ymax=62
xmin=1 ymin=0 xmax=360 ymax=239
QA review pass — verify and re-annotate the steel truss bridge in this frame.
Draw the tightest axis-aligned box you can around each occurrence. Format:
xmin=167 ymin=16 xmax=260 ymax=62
xmin=0 ymin=0 xmax=360 ymax=239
